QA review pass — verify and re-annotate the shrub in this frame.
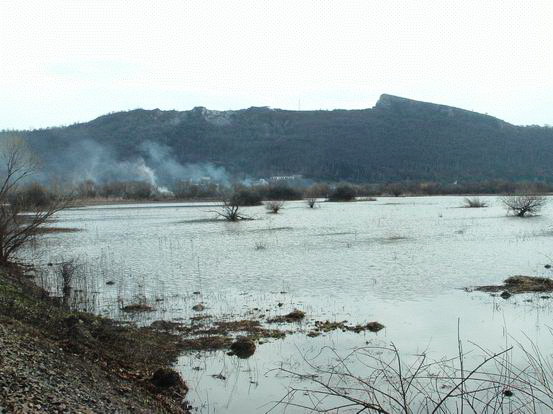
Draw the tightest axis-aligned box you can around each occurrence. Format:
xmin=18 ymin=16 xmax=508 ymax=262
xmin=463 ymin=196 xmax=488 ymax=208
xmin=230 ymin=188 xmax=262 ymax=206
xmin=172 ymin=180 xmax=221 ymax=199
xmin=265 ymin=200 xmax=284 ymax=213
xmin=501 ymin=194 xmax=547 ymax=217
xmin=10 ymin=182 xmax=54 ymax=209
xmin=328 ymin=184 xmax=357 ymax=202
xmin=265 ymin=185 xmax=302 ymax=201
xmin=304 ymin=183 xmax=330 ymax=198
xmin=124 ymin=181 xmax=155 ymax=200
xmin=76 ymin=180 xmax=98 ymax=198
xmin=213 ymin=200 xmax=249 ymax=221
xmin=0 ymin=138 xmax=70 ymax=264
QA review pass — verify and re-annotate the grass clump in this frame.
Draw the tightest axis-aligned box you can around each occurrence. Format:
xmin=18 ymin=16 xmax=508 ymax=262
xmin=307 ymin=320 xmax=385 ymax=337
xmin=463 ymin=196 xmax=488 ymax=208
xmin=268 ymin=309 xmax=306 ymax=323
xmin=474 ymin=275 xmax=553 ymax=294
xmin=229 ymin=336 xmax=256 ymax=358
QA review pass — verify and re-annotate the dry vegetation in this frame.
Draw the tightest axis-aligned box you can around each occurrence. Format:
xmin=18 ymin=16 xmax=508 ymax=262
xmin=0 ymin=138 xmax=73 ymax=264
xmin=501 ymin=193 xmax=547 ymax=217
xmin=475 ymin=275 xmax=553 ymax=294
xmin=268 ymin=309 xmax=306 ymax=323
xmin=307 ymin=320 xmax=385 ymax=337
xmin=463 ymin=196 xmax=488 ymax=208
xmin=211 ymin=199 xmax=251 ymax=221
xmin=265 ymin=200 xmax=285 ymax=213
xmin=271 ymin=341 xmax=553 ymax=413
xmin=0 ymin=267 xmax=189 ymax=413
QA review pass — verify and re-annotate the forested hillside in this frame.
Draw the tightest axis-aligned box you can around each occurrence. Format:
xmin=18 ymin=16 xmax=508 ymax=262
xmin=4 ymin=94 xmax=553 ymax=185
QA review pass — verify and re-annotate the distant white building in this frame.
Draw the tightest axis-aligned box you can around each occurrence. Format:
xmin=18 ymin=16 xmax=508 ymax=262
xmin=269 ymin=174 xmax=303 ymax=182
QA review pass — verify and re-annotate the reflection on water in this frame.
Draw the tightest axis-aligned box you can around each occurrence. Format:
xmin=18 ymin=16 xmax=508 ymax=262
xmin=24 ymin=196 xmax=553 ymax=412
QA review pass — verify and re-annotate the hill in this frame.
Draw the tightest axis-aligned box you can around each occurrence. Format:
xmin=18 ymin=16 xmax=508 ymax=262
xmin=3 ymin=94 xmax=553 ymax=185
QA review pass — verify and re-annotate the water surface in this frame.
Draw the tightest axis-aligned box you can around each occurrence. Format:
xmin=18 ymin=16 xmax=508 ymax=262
xmin=29 ymin=196 xmax=553 ymax=412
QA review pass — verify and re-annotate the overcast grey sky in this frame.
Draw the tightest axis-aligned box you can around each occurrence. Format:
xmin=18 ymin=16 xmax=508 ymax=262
xmin=1 ymin=0 xmax=552 ymax=129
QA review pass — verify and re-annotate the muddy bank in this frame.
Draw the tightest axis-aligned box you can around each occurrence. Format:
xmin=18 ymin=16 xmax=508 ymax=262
xmin=0 ymin=267 xmax=189 ymax=413
xmin=32 ymin=227 xmax=82 ymax=235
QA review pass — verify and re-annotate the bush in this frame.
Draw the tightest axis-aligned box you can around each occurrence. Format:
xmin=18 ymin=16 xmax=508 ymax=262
xmin=328 ymin=184 xmax=357 ymax=202
xmin=463 ymin=196 xmax=488 ymax=208
xmin=76 ymin=180 xmax=97 ymax=198
xmin=265 ymin=200 xmax=284 ymax=213
xmin=386 ymin=183 xmax=405 ymax=197
xmin=213 ymin=200 xmax=249 ymax=221
xmin=230 ymin=188 xmax=262 ymax=206
xmin=501 ymin=193 xmax=547 ymax=217
xmin=172 ymin=180 xmax=221 ymax=199
xmin=265 ymin=185 xmax=302 ymax=201
xmin=10 ymin=182 xmax=54 ymax=210
xmin=304 ymin=183 xmax=330 ymax=198
xmin=124 ymin=181 xmax=155 ymax=200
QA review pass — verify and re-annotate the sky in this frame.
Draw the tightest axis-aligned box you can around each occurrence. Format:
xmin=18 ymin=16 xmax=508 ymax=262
xmin=1 ymin=0 xmax=552 ymax=130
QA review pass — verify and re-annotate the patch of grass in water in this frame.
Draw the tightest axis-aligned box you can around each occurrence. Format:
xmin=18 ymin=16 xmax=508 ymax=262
xmin=268 ymin=309 xmax=306 ymax=323
xmin=307 ymin=320 xmax=385 ymax=337
xmin=474 ymin=275 xmax=553 ymax=294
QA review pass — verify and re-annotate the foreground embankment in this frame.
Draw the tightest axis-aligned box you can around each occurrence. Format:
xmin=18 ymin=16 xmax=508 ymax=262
xmin=0 ymin=266 xmax=189 ymax=413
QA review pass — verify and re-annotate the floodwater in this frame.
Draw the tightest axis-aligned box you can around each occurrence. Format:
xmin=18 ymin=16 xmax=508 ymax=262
xmin=28 ymin=196 xmax=553 ymax=412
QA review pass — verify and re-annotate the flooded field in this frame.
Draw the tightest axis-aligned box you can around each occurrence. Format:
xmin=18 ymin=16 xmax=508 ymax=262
xmin=26 ymin=196 xmax=553 ymax=412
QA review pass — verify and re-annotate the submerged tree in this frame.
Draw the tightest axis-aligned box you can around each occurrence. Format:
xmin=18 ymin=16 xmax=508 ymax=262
xmin=0 ymin=137 xmax=70 ymax=264
xmin=501 ymin=192 xmax=547 ymax=217
xmin=213 ymin=199 xmax=250 ymax=221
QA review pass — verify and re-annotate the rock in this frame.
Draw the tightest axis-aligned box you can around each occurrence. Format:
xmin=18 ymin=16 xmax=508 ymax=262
xmin=192 ymin=304 xmax=205 ymax=312
xmin=151 ymin=368 xmax=182 ymax=388
xmin=500 ymin=291 xmax=512 ymax=299
xmin=230 ymin=336 xmax=256 ymax=359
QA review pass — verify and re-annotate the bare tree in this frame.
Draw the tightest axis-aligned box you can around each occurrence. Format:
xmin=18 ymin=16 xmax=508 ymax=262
xmin=501 ymin=192 xmax=547 ymax=217
xmin=0 ymin=137 xmax=70 ymax=264
xmin=212 ymin=199 xmax=250 ymax=221
xmin=265 ymin=200 xmax=284 ymax=214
